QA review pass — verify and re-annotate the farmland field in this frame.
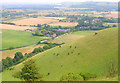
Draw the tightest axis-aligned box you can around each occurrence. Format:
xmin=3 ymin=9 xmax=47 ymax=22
xmin=12 ymin=17 xmax=78 ymax=27
xmin=104 ymin=23 xmax=118 ymax=27
xmin=1 ymin=24 xmax=37 ymax=31
xmin=2 ymin=29 xmax=51 ymax=50
xmin=48 ymin=22 xmax=78 ymax=27
xmin=91 ymin=11 xmax=110 ymax=14
xmin=105 ymin=12 xmax=119 ymax=18
xmin=12 ymin=17 xmax=59 ymax=26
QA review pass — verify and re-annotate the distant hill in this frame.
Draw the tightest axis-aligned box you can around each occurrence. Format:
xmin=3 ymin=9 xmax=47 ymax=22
xmin=2 ymin=27 xmax=118 ymax=81
xmin=61 ymin=2 xmax=118 ymax=11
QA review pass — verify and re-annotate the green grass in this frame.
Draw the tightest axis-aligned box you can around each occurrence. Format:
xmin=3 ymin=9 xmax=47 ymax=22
xmin=48 ymin=31 xmax=94 ymax=44
xmin=2 ymin=29 xmax=51 ymax=50
xmin=2 ymin=28 xmax=118 ymax=81
xmin=104 ymin=23 xmax=118 ymax=27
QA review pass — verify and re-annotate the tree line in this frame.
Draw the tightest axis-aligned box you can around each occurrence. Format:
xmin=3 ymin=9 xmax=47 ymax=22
xmin=1 ymin=43 xmax=62 ymax=72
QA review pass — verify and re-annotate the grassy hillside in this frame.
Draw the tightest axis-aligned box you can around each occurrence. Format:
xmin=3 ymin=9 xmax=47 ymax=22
xmin=2 ymin=28 xmax=118 ymax=81
xmin=2 ymin=29 xmax=51 ymax=50
xmin=48 ymin=31 xmax=94 ymax=44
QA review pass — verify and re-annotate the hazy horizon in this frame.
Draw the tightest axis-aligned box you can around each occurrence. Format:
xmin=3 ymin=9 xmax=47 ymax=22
xmin=1 ymin=0 xmax=119 ymax=4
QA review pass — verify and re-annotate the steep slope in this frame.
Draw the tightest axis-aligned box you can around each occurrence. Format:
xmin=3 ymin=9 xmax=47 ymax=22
xmin=2 ymin=28 xmax=118 ymax=81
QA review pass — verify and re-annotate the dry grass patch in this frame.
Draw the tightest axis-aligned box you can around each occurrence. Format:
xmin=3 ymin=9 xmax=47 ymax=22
xmin=12 ymin=17 xmax=59 ymax=26
xmin=1 ymin=24 xmax=37 ymax=31
xmin=8 ymin=9 xmax=24 ymax=12
xmin=91 ymin=11 xmax=110 ymax=14
xmin=105 ymin=13 xmax=118 ymax=18
xmin=49 ymin=22 xmax=78 ymax=27
xmin=1 ymin=45 xmax=44 ymax=60
xmin=105 ymin=12 xmax=119 ymax=18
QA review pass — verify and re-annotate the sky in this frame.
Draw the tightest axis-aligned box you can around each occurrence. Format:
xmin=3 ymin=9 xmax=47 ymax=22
xmin=1 ymin=0 xmax=120 ymax=4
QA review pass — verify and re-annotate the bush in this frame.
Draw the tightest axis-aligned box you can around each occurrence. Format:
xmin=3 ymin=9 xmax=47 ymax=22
xmin=60 ymin=72 xmax=83 ymax=81
xmin=107 ymin=59 xmax=118 ymax=77
xmin=9 ymin=47 xmax=15 ymax=50
xmin=79 ymin=72 xmax=97 ymax=80
xmin=112 ymin=25 xmax=117 ymax=27
xmin=43 ymin=45 xmax=50 ymax=50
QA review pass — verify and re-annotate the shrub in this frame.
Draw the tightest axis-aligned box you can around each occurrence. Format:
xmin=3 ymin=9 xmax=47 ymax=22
xmin=56 ymin=53 xmax=59 ymax=56
xmin=43 ymin=45 xmax=50 ymax=50
xmin=59 ymin=46 xmax=61 ymax=48
xmin=107 ymin=59 xmax=118 ymax=77
xmin=68 ymin=53 xmax=70 ymax=55
xmin=60 ymin=73 xmax=83 ymax=81
xmin=24 ymin=53 xmax=27 ymax=56
xmin=112 ymin=25 xmax=117 ymax=27
xmin=9 ymin=47 xmax=15 ymax=50
xmin=79 ymin=72 xmax=97 ymax=80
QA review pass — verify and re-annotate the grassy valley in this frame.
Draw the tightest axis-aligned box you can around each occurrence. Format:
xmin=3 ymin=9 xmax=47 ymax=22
xmin=1 ymin=1 xmax=119 ymax=82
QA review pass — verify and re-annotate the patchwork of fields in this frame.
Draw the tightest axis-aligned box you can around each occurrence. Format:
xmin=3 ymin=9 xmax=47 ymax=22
xmin=1 ymin=2 xmax=118 ymax=82
xmin=11 ymin=17 xmax=78 ymax=27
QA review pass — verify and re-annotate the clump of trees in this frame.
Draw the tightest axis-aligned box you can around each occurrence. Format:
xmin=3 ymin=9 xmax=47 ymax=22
xmin=1 ymin=43 xmax=62 ymax=72
xmin=13 ymin=52 xmax=23 ymax=63
xmin=60 ymin=72 xmax=97 ymax=81
xmin=32 ymin=47 xmax=44 ymax=54
xmin=2 ymin=52 xmax=23 ymax=71
xmin=60 ymin=72 xmax=83 ymax=81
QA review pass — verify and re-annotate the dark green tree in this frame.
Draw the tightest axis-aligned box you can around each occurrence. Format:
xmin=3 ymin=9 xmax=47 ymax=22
xmin=2 ymin=59 xmax=9 ymax=70
xmin=20 ymin=59 xmax=40 ymax=81
xmin=112 ymin=25 xmax=117 ymax=27
xmin=6 ymin=57 xmax=14 ymax=66
xmin=14 ymin=52 xmax=23 ymax=62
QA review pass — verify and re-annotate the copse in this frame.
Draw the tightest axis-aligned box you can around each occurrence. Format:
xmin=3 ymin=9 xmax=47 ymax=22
xmin=43 ymin=45 xmax=50 ymax=50
xmin=2 ymin=57 xmax=14 ymax=70
xmin=32 ymin=47 xmax=44 ymax=53
xmin=2 ymin=59 xmax=9 ymax=70
xmin=6 ymin=57 xmax=14 ymax=67
xmin=14 ymin=52 xmax=23 ymax=62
